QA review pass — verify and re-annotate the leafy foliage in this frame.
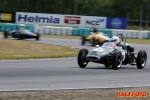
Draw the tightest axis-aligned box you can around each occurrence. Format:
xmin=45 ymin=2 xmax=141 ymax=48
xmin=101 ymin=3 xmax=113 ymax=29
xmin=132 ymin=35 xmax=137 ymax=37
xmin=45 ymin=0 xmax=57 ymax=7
xmin=0 ymin=0 xmax=150 ymax=25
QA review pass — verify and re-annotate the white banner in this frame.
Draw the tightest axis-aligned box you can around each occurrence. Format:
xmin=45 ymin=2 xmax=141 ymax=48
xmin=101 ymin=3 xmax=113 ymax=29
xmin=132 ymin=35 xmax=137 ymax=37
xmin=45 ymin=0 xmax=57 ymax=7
xmin=16 ymin=12 xmax=107 ymax=28
xmin=16 ymin=12 xmax=64 ymax=25
xmin=80 ymin=16 xmax=107 ymax=28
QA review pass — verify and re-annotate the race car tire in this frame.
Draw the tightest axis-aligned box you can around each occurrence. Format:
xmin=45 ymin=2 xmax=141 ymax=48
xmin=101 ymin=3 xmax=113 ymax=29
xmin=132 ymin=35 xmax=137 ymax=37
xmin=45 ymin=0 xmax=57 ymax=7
xmin=81 ymin=35 xmax=86 ymax=45
xmin=111 ymin=51 xmax=123 ymax=70
xmin=92 ymin=37 xmax=95 ymax=46
xmin=3 ymin=31 xmax=8 ymax=39
xmin=136 ymin=50 xmax=147 ymax=69
xmin=35 ymin=33 xmax=40 ymax=41
xmin=78 ymin=48 xmax=89 ymax=68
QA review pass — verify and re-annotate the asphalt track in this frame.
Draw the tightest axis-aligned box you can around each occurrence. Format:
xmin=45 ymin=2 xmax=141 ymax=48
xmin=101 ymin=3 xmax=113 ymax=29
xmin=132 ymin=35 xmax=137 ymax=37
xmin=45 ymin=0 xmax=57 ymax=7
xmin=0 ymin=37 xmax=150 ymax=91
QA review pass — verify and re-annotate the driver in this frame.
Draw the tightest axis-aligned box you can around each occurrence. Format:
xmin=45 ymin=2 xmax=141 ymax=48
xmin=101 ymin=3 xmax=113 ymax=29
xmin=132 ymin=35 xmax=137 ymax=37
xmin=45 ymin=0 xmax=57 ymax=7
xmin=110 ymin=36 xmax=121 ymax=46
xmin=18 ymin=24 xmax=25 ymax=31
xmin=93 ymin=28 xmax=99 ymax=34
xmin=111 ymin=36 xmax=126 ymax=61
xmin=90 ymin=28 xmax=103 ymax=35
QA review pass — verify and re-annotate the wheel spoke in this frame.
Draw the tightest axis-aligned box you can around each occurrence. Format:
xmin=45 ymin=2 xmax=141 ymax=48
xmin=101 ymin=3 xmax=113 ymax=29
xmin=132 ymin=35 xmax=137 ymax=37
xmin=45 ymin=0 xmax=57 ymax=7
xmin=82 ymin=52 xmax=88 ymax=64
xmin=117 ymin=55 xmax=122 ymax=67
xmin=141 ymin=54 xmax=146 ymax=66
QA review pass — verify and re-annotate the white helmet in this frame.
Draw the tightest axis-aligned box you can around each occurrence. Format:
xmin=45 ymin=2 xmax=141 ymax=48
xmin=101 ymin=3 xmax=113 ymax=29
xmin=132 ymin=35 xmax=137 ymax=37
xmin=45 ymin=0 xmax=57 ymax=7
xmin=18 ymin=24 xmax=25 ymax=30
xmin=111 ymin=36 xmax=120 ymax=46
xmin=19 ymin=24 xmax=25 ymax=27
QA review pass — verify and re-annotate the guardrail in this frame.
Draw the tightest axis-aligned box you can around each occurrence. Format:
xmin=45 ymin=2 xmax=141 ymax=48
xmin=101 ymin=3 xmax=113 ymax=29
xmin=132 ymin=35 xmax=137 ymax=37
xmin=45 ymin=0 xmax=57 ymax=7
xmin=1 ymin=23 xmax=150 ymax=39
xmin=39 ymin=26 xmax=150 ymax=39
xmin=0 ymin=23 xmax=34 ymax=32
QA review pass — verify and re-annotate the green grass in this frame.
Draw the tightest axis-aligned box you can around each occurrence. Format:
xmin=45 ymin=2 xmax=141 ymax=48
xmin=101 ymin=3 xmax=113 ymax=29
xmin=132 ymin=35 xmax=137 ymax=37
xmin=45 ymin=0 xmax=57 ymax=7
xmin=42 ymin=34 xmax=80 ymax=39
xmin=125 ymin=38 xmax=150 ymax=44
xmin=127 ymin=26 xmax=150 ymax=30
xmin=0 ymin=39 xmax=78 ymax=60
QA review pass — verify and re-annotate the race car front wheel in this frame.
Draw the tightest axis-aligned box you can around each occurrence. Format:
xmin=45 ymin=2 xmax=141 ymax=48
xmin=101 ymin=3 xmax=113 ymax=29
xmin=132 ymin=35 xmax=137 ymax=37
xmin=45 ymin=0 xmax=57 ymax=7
xmin=111 ymin=51 xmax=123 ymax=70
xmin=78 ymin=48 xmax=89 ymax=68
xmin=92 ymin=37 xmax=95 ymax=46
xmin=81 ymin=35 xmax=86 ymax=45
xmin=136 ymin=50 xmax=147 ymax=69
xmin=4 ymin=31 xmax=8 ymax=39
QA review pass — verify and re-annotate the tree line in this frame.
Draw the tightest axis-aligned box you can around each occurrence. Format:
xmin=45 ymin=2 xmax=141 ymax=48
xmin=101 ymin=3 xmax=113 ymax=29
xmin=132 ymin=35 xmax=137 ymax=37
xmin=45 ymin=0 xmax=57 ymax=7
xmin=0 ymin=0 xmax=150 ymax=26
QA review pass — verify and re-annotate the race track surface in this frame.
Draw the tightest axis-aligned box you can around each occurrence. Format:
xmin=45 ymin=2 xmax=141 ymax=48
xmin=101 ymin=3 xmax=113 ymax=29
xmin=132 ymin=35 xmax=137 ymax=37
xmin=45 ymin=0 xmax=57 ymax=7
xmin=0 ymin=37 xmax=150 ymax=91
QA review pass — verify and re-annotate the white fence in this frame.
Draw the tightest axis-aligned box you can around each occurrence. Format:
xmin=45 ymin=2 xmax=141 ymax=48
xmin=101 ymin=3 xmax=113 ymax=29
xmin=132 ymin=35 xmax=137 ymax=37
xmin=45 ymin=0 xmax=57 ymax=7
xmin=111 ymin=29 xmax=149 ymax=39
xmin=38 ymin=26 xmax=73 ymax=35
xmin=29 ymin=24 xmax=150 ymax=39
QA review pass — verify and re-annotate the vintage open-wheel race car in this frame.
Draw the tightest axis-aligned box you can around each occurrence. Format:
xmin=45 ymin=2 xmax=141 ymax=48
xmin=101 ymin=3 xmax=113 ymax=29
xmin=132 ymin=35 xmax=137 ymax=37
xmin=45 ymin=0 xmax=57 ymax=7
xmin=78 ymin=34 xmax=147 ymax=69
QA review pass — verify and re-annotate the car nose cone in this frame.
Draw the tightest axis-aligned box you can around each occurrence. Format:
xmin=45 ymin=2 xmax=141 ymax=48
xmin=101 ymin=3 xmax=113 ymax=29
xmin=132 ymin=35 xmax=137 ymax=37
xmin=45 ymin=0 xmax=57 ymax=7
xmin=86 ymin=55 xmax=100 ymax=61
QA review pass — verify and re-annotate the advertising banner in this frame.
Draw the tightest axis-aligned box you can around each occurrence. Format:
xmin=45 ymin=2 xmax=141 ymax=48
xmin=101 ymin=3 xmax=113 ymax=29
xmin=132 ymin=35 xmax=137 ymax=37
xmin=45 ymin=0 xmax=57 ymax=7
xmin=0 ymin=11 xmax=15 ymax=23
xmin=63 ymin=15 xmax=107 ymax=28
xmin=16 ymin=12 xmax=107 ymax=28
xmin=106 ymin=17 xmax=127 ymax=29
xmin=80 ymin=16 xmax=107 ymax=28
xmin=64 ymin=16 xmax=81 ymax=24
xmin=16 ymin=12 xmax=64 ymax=25
xmin=16 ymin=12 xmax=127 ymax=29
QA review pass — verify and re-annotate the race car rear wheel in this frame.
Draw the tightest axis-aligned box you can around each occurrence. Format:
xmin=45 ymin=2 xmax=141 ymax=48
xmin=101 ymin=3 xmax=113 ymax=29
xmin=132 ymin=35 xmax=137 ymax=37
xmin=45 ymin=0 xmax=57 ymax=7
xmin=136 ymin=50 xmax=147 ymax=69
xmin=111 ymin=51 xmax=123 ymax=69
xmin=78 ymin=48 xmax=89 ymax=68
xmin=81 ymin=35 xmax=86 ymax=45
xmin=3 ymin=31 xmax=8 ymax=39
xmin=35 ymin=33 xmax=40 ymax=41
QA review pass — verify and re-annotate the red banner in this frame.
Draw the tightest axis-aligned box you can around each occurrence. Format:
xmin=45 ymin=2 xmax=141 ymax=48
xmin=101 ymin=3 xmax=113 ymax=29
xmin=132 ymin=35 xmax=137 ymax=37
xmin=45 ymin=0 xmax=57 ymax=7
xmin=64 ymin=16 xmax=81 ymax=24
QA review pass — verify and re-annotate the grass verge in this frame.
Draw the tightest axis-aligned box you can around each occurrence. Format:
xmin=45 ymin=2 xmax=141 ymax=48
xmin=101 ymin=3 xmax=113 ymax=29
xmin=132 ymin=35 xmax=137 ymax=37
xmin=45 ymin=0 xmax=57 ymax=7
xmin=0 ymin=39 xmax=78 ymax=60
xmin=42 ymin=34 xmax=80 ymax=39
xmin=125 ymin=38 xmax=150 ymax=44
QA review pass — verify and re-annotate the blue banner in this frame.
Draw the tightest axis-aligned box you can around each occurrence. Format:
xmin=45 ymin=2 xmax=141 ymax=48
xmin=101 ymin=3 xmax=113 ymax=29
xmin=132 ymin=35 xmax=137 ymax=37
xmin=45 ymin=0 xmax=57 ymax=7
xmin=106 ymin=17 xmax=127 ymax=29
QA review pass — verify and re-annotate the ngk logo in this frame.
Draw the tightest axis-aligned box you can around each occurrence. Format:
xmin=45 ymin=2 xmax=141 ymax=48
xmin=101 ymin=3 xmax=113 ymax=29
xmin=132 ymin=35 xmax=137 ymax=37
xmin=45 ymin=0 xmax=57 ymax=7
xmin=64 ymin=16 xmax=81 ymax=24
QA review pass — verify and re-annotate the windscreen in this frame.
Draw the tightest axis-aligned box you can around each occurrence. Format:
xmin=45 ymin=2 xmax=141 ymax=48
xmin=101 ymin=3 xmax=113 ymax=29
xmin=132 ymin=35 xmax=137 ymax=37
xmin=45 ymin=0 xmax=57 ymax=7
xmin=101 ymin=42 xmax=117 ymax=50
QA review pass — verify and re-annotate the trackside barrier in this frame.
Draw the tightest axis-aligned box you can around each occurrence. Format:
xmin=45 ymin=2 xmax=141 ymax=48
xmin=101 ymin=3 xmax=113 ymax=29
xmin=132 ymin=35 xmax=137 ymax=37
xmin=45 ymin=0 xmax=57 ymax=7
xmin=27 ymin=25 xmax=34 ymax=32
xmin=71 ymin=28 xmax=112 ymax=37
xmin=66 ymin=27 xmax=73 ymax=35
xmin=5 ymin=24 xmax=12 ymax=31
xmin=50 ymin=26 xmax=56 ymax=35
xmin=0 ymin=23 xmax=34 ymax=32
xmin=12 ymin=24 xmax=18 ymax=30
xmin=1 ymin=23 xmax=150 ymax=39
xmin=72 ymin=28 xmax=79 ymax=36
xmin=148 ymin=32 xmax=150 ymax=39
xmin=34 ymin=24 xmax=39 ymax=33
xmin=39 ymin=26 xmax=44 ymax=34
xmin=99 ymin=29 xmax=112 ymax=37
xmin=111 ymin=29 xmax=149 ymax=39
xmin=0 ymin=24 xmax=6 ymax=31
xmin=39 ymin=26 xmax=73 ymax=35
